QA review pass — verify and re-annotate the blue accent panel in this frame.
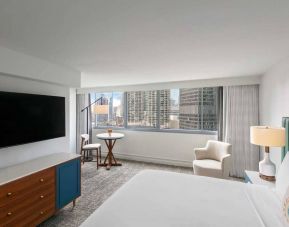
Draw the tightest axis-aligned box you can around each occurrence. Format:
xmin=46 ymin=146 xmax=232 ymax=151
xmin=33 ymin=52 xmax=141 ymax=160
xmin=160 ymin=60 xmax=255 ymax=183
xmin=282 ymin=117 xmax=289 ymax=162
xmin=56 ymin=158 xmax=81 ymax=209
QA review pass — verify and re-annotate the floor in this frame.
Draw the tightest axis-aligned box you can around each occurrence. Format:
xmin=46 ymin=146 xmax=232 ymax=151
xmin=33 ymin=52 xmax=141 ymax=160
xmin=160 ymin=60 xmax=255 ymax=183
xmin=40 ymin=159 xmax=241 ymax=227
xmin=40 ymin=159 xmax=194 ymax=227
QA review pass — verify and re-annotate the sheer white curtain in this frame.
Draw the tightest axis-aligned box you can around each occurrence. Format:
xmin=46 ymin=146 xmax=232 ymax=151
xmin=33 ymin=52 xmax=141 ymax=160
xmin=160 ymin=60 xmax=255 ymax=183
xmin=223 ymin=85 xmax=260 ymax=178
xmin=76 ymin=94 xmax=92 ymax=154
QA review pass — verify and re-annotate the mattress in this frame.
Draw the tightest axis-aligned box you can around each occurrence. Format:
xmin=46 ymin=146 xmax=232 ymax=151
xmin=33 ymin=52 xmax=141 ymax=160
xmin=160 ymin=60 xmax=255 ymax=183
xmin=80 ymin=170 xmax=282 ymax=227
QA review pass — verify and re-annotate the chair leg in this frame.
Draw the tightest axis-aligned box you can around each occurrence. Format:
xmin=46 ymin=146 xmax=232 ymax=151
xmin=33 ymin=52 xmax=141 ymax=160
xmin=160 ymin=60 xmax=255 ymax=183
xmin=84 ymin=150 xmax=88 ymax=164
xmin=81 ymin=149 xmax=84 ymax=165
xmin=99 ymin=146 xmax=102 ymax=164
xmin=96 ymin=149 xmax=99 ymax=169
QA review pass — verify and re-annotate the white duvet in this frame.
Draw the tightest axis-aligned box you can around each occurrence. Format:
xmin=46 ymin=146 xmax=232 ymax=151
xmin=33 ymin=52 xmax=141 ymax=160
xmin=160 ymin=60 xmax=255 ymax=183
xmin=80 ymin=170 xmax=282 ymax=227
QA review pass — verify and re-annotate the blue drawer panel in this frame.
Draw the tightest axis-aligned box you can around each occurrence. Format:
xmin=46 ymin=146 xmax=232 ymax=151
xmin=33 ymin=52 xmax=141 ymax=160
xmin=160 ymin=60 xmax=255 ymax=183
xmin=56 ymin=158 xmax=81 ymax=209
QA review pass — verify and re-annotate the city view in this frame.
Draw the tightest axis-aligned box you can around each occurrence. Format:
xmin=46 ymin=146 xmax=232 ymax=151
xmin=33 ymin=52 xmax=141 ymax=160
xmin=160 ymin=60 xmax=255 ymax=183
xmin=91 ymin=87 xmax=218 ymax=131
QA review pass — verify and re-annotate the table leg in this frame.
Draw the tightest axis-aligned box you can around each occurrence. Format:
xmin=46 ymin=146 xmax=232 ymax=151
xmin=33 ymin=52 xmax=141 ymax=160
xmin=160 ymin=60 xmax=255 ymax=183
xmin=105 ymin=140 xmax=111 ymax=170
xmin=99 ymin=139 xmax=122 ymax=170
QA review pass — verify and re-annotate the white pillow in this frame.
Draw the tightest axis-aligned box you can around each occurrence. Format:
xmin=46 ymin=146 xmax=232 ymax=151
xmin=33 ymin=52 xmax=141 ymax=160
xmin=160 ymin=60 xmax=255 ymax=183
xmin=282 ymin=187 xmax=289 ymax=226
xmin=276 ymin=153 xmax=289 ymax=199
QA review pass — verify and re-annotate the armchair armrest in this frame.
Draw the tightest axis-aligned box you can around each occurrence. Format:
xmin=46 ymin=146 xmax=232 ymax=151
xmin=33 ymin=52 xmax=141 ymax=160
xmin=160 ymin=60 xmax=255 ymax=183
xmin=221 ymin=154 xmax=231 ymax=178
xmin=194 ymin=148 xmax=210 ymax=160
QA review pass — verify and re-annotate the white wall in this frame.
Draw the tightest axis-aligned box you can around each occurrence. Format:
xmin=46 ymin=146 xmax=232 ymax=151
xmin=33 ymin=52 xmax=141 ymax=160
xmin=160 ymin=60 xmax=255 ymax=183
xmin=0 ymin=46 xmax=80 ymax=87
xmin=0 ymin=73 xmax=76 ymax=168
xmin=0 ymin=47 xmax=81 ymax=168
xmin=92 ymin=129 xmax=217 ymax=167
xmin=260 ymin=57 xmax=289 ymax=168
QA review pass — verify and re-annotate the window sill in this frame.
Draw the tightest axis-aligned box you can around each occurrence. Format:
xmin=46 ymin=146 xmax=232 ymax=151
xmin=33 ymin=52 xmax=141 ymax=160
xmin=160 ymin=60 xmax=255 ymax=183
xmin=93 ymin=127 xmax=217 ymax=135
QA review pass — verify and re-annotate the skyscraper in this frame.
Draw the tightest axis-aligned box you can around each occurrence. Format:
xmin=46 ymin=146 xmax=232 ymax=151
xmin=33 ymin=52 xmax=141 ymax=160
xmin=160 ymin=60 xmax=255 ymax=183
xmin=127 ymin=91 xmax=146 ymax=126
xmin=202 ymin=87 xmax=218 ymax=130
xmin=127 ymin=90 xmax=170 ymax=127
xmin=179 ymin=88 xmax=202 ymax=129
xmin=159 ymin=90 xmax=170 ymax=128
xmin=179 ymin=88 xmax=217 ymax=130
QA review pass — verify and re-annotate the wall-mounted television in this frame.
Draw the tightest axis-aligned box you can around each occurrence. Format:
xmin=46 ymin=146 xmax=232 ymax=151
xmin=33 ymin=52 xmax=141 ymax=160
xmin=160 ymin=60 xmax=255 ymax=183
xmin=0 ymin=91 xmax=65 ymax=148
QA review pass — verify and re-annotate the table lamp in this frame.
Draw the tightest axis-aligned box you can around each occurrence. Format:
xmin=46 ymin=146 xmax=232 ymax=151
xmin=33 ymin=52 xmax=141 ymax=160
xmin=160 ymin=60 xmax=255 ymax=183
xmin=250 ymin=126 xmax=285 ymax=181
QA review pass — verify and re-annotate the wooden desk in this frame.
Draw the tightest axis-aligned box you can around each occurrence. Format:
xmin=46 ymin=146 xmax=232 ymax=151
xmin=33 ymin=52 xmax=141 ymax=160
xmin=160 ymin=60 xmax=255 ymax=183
xmin=97 ymin=133 xmax=124 ymax=170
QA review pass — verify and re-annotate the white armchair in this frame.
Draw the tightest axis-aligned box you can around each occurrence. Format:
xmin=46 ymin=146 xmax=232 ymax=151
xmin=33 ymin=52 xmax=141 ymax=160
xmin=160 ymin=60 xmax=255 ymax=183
xmin=193 ymin=140 xmax=232 ymax=179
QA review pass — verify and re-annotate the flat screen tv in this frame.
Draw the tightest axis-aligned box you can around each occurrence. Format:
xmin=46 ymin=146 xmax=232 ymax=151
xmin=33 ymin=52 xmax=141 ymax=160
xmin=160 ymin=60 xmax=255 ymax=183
xmin=0 ymin=91 xmax=65 ymax=148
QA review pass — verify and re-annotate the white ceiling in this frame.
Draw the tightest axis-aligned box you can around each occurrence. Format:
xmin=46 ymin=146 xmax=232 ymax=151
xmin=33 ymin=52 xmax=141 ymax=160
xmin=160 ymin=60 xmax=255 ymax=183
xmin=1 ymin=0 xmax=289 ymax=87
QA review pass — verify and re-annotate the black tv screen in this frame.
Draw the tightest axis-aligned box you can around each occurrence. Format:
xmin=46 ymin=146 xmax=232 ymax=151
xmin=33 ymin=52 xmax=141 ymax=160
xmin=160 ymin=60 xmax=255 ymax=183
xmin=0 ymin=91 xmax=65 ymax=148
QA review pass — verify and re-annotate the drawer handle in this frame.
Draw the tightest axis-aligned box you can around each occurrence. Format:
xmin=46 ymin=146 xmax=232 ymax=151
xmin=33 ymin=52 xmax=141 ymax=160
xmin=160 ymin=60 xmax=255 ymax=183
xmin=7 ymin=192 xmax=12 ymax=197
xmin=40 ymin=211 xmax=44 ymax=215
xmin=39 ymin=178 xmax=44 ymax=182
xmin=40 ymin=195 xmax=44 ymax=199
xmin=7 ymin=212 xmax=12 ymax=216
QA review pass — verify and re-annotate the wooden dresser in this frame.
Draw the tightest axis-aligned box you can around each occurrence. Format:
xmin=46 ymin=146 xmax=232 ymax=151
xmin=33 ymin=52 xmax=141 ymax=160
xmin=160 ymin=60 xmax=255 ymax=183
xmin=0 ymin=153 xmax=81 ymax=227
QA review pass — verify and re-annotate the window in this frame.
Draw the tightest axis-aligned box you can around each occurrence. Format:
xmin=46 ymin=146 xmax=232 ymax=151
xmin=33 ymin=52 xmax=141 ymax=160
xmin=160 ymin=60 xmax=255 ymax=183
xmin=160 ymin=87 xmax=218 ymax=131
xmin=90 ymin=92 xmax=124 ymax=128
xmin=178 ymin=87 xmax=218 ymax=131
xmin=160 ymin=89 xmax=179 ymax=129
xmin=90 ymin=87 xmax=220 ymax=133
xmin=127 ymin=90 xmax=158 ymax=128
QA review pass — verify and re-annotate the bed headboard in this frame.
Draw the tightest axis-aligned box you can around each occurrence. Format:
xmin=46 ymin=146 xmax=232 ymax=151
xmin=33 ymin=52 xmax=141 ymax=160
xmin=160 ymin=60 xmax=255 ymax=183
xmin=282 ymin=117 xmax=289 ymax=161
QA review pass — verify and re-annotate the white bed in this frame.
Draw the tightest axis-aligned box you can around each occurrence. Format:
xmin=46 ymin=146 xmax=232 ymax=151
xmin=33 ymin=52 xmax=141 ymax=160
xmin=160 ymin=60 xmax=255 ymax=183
xmin=80 ymin=170 xmax=282 ymax=227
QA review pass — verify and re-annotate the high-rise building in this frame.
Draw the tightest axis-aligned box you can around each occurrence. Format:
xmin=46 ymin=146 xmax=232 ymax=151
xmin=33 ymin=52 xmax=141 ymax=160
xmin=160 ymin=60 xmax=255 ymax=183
xmin=127 ymin=91 xmax=145 ymax=126
xmin=179 ymin=88 xmax=217 ymax=130
xmin=159 ymin=90 xmax=170 ymax=128
xmin=202 ymin=87 xmax=218 ymax=130
xmin=127 ymin=90 xmax=170 ymax=127
xmin=179 ymin=88 xmax=202 ymax=129
xmin=109 ymin=96 xmax=113 ymax=122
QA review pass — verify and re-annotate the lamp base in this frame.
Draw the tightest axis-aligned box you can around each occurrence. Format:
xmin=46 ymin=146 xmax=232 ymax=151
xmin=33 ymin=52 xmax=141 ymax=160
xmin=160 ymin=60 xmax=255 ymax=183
xmin=259 ymin=173 xmax=275 ymax=181
xmin=259 ymin=147 xmax=276 ymax=182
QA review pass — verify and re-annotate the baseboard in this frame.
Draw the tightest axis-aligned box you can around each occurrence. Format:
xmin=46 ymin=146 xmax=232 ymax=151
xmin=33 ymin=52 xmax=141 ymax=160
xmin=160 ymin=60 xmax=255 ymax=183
xmin=100 ymin=152 xmax=193 ymax=168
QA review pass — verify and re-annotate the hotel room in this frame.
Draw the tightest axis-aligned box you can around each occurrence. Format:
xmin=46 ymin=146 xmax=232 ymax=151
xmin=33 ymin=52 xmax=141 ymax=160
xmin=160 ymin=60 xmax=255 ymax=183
xmin=0 ymin=0 xmax=289 ymax=226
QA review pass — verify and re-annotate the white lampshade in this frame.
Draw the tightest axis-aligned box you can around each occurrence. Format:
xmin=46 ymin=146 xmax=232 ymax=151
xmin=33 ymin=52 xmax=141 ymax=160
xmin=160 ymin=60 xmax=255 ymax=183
xmin=93 ymin=105 xmax=109 ymax=114
xmin=250 ymin=126 xmax=285 ymax=147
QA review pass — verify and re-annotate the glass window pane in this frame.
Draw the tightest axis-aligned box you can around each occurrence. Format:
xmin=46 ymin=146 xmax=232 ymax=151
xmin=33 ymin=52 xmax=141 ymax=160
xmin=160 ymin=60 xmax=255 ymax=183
xmin=160 ymin=89 xmax=180 ymax=129
xmin=179 ymin=88 xmax=202 ymax=130
xmin=202 ymin=87 xmax=218 ymax=131
xmin=90 ymin=92 xmax=124 ymax=127
xmin=90 ymin=87 xmax=218 ymax=132
xmin=127 ymin=91 xmax=158 ymax=128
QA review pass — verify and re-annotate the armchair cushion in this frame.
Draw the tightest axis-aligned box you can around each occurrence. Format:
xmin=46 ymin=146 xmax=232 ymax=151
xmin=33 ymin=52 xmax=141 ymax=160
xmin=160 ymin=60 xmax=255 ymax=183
xmin=194 ymin=148 xmax=212 ymax=160
xmin=193 ymin=159 xmax=223 ymax=178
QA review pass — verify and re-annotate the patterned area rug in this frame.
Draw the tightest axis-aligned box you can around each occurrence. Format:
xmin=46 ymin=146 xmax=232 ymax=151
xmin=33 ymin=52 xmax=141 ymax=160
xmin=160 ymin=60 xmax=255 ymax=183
xmin=40 ymin=160 xmax=194 ymax=227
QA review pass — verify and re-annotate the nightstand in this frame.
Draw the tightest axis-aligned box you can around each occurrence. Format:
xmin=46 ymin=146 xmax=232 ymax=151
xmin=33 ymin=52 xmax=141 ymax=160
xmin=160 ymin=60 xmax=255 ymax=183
xmin=244 ymin=170 xmax=275 ymax=189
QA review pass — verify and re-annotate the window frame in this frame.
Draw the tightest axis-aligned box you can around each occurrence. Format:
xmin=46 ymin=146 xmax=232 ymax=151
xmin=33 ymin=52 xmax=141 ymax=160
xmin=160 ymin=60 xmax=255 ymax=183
xmin=92 ymin=88 xmax=219 ymax=135
xmin=91 ymin=92 xmax=125 ymax=128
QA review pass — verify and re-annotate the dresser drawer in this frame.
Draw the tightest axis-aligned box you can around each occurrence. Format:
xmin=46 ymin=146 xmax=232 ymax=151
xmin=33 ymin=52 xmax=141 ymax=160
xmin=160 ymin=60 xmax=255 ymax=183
xmin=0 ymin=167 xmax=55 ymax=207
xmin=0 ymin=181 xmax=55 ymax=222
xmin=1 ymin=194 xmax=55 ymax=227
